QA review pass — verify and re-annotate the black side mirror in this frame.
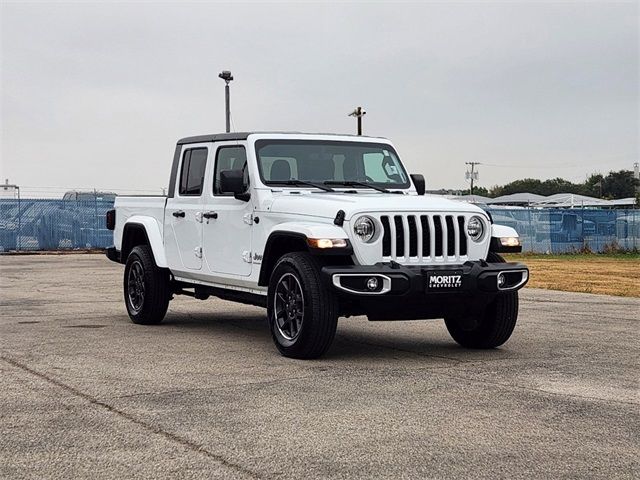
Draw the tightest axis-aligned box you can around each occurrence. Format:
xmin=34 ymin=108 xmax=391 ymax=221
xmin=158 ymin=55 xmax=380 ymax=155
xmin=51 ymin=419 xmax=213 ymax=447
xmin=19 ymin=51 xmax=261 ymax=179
xmin=220 ymin=169 xmax=250 ymax=201
xmin=410 ymin=174 xmax=426 ymax=195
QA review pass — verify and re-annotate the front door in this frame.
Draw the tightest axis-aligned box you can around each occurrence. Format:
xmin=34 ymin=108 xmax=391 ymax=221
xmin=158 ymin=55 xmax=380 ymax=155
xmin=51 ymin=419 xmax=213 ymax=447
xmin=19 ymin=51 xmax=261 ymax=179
xmin=164 ymin=145 xmax=209 ymax=271
xmin=202 ymin=143 xmax=253 ymax=276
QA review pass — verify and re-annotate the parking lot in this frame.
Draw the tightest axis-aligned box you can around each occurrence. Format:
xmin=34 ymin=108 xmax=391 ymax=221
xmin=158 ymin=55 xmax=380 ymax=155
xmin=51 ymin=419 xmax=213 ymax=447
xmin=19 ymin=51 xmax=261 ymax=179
xmin=1 ymin=254 xmax=638 ymax=479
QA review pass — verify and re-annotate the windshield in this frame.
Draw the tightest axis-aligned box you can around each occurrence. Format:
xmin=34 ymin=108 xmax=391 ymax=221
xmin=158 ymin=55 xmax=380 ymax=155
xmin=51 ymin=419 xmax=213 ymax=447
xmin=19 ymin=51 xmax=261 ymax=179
xmin=255 ymin=140 xmax=410 ymax=189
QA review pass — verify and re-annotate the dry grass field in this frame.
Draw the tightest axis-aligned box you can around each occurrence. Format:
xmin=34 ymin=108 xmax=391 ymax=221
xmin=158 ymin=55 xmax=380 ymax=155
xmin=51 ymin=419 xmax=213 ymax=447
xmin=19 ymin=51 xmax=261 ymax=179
xmin=505 ymin=253 xmax=640 ymax=297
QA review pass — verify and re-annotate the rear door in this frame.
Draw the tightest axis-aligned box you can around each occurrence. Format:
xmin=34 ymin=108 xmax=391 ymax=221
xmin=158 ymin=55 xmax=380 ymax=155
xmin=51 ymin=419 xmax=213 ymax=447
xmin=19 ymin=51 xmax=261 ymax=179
xmin=164 ymin=145 xmax=209 ymax=271
xmin=201 ymin=143 xmax=253 ymax=276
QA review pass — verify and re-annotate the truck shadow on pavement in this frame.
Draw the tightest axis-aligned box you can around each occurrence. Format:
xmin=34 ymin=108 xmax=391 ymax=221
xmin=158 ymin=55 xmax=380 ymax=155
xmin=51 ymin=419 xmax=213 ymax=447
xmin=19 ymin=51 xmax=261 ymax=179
xmin=159 ymin=310 xmax=513 ymax=363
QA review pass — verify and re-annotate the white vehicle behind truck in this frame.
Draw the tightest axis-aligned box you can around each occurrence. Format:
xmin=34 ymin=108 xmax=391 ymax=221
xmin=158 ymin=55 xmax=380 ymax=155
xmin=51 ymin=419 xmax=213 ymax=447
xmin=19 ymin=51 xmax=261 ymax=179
xmin=106 ymin=132 xmax=528 ymax=358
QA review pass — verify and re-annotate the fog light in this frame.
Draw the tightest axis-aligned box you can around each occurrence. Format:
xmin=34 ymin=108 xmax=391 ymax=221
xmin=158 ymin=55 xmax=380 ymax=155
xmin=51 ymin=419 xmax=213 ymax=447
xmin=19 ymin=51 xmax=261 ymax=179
xmin=366 ymin=277 xmax=379 ymax=291
xmin=497 ymin=273 xmax=506 ymax=288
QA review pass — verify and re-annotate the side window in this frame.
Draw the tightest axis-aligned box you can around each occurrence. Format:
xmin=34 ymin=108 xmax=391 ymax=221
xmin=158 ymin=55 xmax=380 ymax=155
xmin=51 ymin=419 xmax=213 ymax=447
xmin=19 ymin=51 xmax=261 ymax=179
xmin=363 ymin=152 xmax=407 ymax=183
xmin=363 ymin=153 xmax=388 ymax=182
xmin=214 ymin=146 xmax=247 ymax=195
xmin=179 ymin=148 xmax=208 ymax=196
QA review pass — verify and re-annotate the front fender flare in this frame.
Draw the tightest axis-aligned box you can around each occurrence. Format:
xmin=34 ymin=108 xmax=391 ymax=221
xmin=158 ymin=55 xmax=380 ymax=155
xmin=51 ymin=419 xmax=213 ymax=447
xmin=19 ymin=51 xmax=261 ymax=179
xmin=257 ymin=222 xmax=351 ymax=286
xmin=490 ymin=224 xmax=522 ymax=253
xmin=491 ymin=224 xmax=519 ymax=239
xmin=266 ymin=222 xmax=350 ymax=241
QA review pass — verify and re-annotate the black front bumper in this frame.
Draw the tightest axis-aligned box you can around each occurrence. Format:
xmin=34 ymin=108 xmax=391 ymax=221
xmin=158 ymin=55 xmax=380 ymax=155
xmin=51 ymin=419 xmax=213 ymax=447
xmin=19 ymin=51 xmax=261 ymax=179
xmin=321 ymin=260 xmax=529 ymax=320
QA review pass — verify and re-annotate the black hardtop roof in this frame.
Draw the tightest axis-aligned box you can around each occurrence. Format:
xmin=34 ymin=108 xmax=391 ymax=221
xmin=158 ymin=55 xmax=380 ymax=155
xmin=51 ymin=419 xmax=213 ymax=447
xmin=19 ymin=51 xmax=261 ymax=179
xmin=177 ymin=132 xmax=388 ymax=145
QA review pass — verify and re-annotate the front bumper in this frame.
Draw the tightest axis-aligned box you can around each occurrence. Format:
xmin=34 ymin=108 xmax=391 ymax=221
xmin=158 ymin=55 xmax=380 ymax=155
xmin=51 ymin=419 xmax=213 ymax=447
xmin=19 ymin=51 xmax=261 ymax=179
xmin=321 ymin=260 xmax=529 ymax=320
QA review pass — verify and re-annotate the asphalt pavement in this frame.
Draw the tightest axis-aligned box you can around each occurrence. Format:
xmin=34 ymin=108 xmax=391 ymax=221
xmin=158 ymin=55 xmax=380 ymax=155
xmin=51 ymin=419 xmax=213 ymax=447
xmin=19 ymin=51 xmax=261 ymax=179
xmin=1 ymin=254 xmax=638 ymax=479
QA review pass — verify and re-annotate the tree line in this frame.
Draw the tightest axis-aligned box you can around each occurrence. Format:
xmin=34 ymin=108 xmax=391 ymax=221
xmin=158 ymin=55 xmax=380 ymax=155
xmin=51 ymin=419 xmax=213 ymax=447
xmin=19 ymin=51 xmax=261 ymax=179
xmin=466 ymin=170 xmax=639 ymax=200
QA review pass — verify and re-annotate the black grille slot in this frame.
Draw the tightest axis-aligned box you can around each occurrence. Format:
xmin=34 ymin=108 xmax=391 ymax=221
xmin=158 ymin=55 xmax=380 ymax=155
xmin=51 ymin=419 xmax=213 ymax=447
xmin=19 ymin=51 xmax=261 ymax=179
xmin=394 ymin=215 xmax=405 ymax=257
xmin=408 ymin=216 xmax=418 ymax=257
xmin=381 ymin=216 xmax=391 ymax=257
xmin=420 ymin=215 xmax=430 ymax=257
xmin=433 ymin=216 xmax=443 ymax=256
xmin=458 ymin=216 xmax=467 ymax=256
xmin=446 ymin=216 xmax=455 ymax=256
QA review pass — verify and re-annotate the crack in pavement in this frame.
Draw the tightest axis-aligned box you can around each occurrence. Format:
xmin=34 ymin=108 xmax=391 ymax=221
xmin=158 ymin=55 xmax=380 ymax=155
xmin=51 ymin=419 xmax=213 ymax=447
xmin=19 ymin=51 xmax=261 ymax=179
xmin=0 ymin=355 xmax=268 ymax=480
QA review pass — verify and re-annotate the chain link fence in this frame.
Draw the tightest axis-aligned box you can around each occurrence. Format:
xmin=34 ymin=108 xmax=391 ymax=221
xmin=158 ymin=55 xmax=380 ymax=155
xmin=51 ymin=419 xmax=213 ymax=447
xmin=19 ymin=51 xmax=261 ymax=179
xmin=486 ymin=207 xmax=639 ymax=253
xmin=0 ymin=198 xmax=638 ymax=253
xmin=0 ymin=199 xmax=114 ymax=251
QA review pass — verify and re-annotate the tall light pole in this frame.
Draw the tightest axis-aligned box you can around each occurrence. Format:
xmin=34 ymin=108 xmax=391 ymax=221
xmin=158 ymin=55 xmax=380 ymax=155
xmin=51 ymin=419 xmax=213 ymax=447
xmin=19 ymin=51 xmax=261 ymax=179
xmin=465 ymin=162 xmax=480 ymax=195
xmin=349 ymin=107 xmax=366 ymax=135
xmin=218 ymin=70 xmax=234 ymax=133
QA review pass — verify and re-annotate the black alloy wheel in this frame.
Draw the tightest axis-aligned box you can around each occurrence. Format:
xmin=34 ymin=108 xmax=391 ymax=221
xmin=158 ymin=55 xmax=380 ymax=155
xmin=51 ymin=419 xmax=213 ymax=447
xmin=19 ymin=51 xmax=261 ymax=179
xmin=127 ymin=259 xmax=146 ymax=314
xmin=273 ymin=272 xmax=305 ymax=341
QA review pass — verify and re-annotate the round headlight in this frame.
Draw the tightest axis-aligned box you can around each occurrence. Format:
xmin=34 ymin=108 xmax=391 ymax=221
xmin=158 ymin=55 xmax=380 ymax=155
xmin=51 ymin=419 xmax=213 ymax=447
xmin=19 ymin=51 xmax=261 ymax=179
xmin=353 ymin=216 xmax=376 ymax=243
xmin=467 ymin=216 xmax=485 ymax=242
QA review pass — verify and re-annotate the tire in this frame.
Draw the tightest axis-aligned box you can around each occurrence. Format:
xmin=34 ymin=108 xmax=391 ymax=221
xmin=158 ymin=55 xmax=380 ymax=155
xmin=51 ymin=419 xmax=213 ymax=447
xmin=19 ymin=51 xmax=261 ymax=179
xmin=123 ymin=245 xmax=171 ymax=325
xmin=267 ymin=252 xmax=338 ymax=359
xmin=444 ymin=252 xmax=519 ymax=349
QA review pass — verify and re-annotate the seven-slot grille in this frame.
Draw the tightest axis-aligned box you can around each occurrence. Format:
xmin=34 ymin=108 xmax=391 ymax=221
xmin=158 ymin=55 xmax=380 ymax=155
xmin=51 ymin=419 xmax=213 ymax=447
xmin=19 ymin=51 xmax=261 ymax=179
xmin=380 ymin=214 xmax=468 ymax=262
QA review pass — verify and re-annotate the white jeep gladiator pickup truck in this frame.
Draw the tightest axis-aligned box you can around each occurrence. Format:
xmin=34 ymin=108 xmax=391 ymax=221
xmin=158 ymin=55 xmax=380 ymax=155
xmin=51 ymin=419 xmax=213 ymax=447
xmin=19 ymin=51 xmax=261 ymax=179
xmin=106 ymin=132 xmax=528 ymax=358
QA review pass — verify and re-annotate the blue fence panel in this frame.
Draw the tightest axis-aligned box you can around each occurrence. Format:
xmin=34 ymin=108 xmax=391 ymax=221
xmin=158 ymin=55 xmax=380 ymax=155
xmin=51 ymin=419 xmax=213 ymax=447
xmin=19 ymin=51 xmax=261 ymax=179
xmin=0 ymin=199 xmax=638 ymax=253
xmin=0 ymin=198 xmax=115 ymax=251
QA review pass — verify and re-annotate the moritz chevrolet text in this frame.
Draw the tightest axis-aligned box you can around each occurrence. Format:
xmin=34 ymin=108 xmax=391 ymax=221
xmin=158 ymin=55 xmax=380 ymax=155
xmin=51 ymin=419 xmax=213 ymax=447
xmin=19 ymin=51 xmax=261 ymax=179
xmin=106 ymin=132 xmax=529 ymax=358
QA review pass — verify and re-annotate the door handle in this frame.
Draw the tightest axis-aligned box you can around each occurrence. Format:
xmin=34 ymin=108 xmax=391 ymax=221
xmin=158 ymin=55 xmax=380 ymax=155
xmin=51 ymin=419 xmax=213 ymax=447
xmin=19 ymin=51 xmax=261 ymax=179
xmin=203 ymin=211 xmax=218 ymax=220
xmin=172 ymin=210 xmax=185 ymax=218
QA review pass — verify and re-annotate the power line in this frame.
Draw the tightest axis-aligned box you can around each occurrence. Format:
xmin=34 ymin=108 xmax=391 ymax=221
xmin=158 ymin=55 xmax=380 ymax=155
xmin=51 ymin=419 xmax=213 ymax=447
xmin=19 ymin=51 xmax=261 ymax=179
xmin=465 ymin=162 xmax=480 ymax=194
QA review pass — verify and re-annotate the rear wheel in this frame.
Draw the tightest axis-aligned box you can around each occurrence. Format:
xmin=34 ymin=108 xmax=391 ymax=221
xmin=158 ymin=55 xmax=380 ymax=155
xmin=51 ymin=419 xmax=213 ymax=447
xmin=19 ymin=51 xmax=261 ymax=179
xmin=444 ymin=252 xmax=519 ymax=348
xmin=267 ymin=252 xmax=338 ymax=359
xmin=123 ymin=245 xmax=170 ymax=325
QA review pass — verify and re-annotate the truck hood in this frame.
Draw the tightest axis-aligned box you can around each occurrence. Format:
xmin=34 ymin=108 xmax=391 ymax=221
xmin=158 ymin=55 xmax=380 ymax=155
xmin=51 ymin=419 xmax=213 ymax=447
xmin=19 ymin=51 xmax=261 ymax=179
xmin=266 ymin=192 xmax=484 ymax=220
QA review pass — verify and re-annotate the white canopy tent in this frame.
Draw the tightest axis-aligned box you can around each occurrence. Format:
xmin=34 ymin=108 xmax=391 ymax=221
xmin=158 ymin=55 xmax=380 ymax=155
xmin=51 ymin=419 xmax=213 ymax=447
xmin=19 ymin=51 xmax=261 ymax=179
xmin=487 ymin=193 xmax=546 ymax=205
xmin=533 ymin=193 xmax=613 ymax=208
xmin=446 ymin=194 xmax=492 ymax=204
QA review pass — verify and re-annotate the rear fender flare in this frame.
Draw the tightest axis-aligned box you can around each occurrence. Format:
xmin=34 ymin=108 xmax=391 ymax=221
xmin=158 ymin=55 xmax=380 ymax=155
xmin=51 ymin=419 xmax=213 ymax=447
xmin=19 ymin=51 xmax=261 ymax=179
xmin=122 ymin=216 xmax=167 ymax=267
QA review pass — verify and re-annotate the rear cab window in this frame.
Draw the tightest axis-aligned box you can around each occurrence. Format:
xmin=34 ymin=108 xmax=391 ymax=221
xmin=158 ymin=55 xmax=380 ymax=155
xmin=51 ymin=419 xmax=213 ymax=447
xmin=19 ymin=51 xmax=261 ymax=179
xmin=179 ymin=148 xmax=208 ymax=196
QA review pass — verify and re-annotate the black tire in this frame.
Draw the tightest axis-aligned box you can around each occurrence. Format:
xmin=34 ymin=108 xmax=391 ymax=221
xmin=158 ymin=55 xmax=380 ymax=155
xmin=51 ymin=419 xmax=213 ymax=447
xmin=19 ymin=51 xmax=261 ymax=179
xmin=123 ymin=245 xmax=171 ymax=325
xmin=444 ymin=252 xmax=519 ymax=349
xmin=267 ymin=252 xmax=338 ymax=359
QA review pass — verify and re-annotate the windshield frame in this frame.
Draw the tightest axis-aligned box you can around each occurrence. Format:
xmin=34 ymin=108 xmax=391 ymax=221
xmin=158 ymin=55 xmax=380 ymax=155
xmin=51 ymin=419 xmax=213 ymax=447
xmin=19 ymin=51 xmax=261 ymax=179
xmin=254 ymin=139 xmax=411 ymax=190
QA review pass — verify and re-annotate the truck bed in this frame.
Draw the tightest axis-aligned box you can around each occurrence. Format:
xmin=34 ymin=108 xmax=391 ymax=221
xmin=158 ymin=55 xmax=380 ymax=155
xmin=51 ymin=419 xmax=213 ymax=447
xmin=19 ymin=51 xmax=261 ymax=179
xmin=113 ymin=196 xmax=167 ymax=250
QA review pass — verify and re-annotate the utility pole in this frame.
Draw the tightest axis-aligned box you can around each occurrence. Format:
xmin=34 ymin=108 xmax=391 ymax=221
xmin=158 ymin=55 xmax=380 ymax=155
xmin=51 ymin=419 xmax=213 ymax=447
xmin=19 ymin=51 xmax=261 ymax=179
xmin=218 ymin=70 xmax=234 ymax=133
xmin=465 ymin=162 xmax=481 ymax=195
xmin=348 ymin=107 xmax=366 ymax=135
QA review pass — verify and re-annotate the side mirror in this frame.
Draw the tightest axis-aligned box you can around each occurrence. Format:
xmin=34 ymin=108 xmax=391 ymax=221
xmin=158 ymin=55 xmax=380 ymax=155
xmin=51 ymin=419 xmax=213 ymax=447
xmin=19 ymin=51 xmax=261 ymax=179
xmin=220 ymin=169 xmax=250 ymax=201
xmin=410 ymin=174 xmax=426 ymax=196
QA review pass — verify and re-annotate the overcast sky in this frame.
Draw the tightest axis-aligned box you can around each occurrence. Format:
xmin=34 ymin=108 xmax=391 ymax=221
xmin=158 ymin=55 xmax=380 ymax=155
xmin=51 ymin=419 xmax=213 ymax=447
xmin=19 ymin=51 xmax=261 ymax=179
xmin=1 ymin=0 xmax=638 ymax=195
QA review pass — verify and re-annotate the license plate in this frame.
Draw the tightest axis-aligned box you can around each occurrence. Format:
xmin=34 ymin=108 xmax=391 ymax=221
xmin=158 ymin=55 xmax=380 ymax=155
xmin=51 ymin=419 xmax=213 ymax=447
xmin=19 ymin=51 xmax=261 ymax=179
xmin=427 ymin=271 xmax=463 ymax=291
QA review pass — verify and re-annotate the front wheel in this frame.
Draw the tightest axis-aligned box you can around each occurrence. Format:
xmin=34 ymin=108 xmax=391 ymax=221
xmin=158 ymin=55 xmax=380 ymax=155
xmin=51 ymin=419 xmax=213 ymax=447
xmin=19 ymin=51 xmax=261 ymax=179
xmin=267 ymin=252 xmax=338 ymax=359
xmin=444 ymin=252 xmax=519 ymax=349
xmin=123 ymin=245 xmax=171 ymax=325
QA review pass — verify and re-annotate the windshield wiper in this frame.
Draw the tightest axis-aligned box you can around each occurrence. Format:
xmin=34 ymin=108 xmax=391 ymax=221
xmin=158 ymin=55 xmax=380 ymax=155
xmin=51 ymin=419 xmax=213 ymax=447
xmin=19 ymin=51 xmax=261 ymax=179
xmin=279 ymin=180 xmax=335 ymax=192
xmin=324 ymin=180 xmax=390 ymax=193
